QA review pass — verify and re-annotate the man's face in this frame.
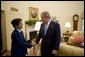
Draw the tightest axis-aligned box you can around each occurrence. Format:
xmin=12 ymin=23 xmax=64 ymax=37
xmin=41 ymin=16 xmax=49 ymax=24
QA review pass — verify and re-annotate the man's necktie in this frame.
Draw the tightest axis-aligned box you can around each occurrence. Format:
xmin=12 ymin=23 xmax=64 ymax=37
xmin=44 ymin=24 xmax=48 ymax=35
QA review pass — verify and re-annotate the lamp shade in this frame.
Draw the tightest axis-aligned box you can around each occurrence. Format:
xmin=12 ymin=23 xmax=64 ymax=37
xmin=34 ymin=22 xmax=42 ymax=31
xmin=65 ymin=22 xmax=71 ymax=28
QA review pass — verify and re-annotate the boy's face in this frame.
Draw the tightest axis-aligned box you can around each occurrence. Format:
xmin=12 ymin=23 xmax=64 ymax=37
xmin=16 ymin=21 xmax=23 ymax=29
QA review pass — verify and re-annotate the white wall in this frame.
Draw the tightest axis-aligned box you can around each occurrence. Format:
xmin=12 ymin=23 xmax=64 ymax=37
xmin=1 ymin=1 xmax=84 ymax=50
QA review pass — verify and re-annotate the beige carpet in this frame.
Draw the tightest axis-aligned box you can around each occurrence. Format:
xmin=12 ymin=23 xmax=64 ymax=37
xmin=1 ymin=50 xmax=11 ymax=56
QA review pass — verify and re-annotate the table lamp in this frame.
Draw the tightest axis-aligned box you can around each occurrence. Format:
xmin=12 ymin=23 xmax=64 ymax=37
xmin=65 ymin=22 xmax=71 ymax=33
xmin=34 ymin=21 xmax=42 ymax=31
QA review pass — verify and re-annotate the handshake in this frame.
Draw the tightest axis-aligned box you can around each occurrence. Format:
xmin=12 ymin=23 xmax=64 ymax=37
xmin=27 ymin=40 xmax=37 ymax=47
xmin=31 ymin=41 xmax=37 ymax=47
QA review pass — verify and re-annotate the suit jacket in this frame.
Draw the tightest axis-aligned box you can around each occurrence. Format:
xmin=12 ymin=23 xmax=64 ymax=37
xmin=11 ymin=29 xmax=32 ymax=56
xmin=36 ymin=21 xmax=61 ymax=53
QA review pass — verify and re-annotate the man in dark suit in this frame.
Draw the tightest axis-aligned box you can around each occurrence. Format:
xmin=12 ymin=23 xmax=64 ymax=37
xmin=33 ymin=11 xmax=61 ymax=56
xmin=11 ymin=18 xmax=32 ymax=56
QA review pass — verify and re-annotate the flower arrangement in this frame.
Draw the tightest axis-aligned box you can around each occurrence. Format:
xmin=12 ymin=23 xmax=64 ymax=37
xmin=25 ymin=20 xmax=38 ymax=26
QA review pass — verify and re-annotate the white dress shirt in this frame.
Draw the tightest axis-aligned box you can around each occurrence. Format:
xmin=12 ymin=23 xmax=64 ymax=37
xmin=44 ymin=19 xmax=51 ymax=35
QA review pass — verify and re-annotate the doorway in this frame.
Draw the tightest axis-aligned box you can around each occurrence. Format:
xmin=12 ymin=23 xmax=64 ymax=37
xmin=0 ymin=12 xmax=2 ymax=55
xmin=1 ymin=10 xmax=7 ymax=54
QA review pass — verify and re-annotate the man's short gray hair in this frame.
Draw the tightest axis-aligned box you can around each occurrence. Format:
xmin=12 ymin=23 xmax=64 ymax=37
xmin=41 ymin=11 xmax=50 ymax=18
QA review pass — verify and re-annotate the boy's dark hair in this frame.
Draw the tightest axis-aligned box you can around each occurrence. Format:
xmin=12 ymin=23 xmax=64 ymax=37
xmin=11 ymin=18 xmax=22 ymax=28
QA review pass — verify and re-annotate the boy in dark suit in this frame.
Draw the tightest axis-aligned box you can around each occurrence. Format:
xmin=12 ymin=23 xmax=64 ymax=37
xmin=11 ymin=18 xmax=32 ymax=56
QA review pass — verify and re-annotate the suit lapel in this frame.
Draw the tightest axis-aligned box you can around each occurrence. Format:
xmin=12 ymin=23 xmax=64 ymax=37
xmin=15 ymin=29 xmax=24 ymax=39
xmin=42 ymin=24 xmax=45 ymax=35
